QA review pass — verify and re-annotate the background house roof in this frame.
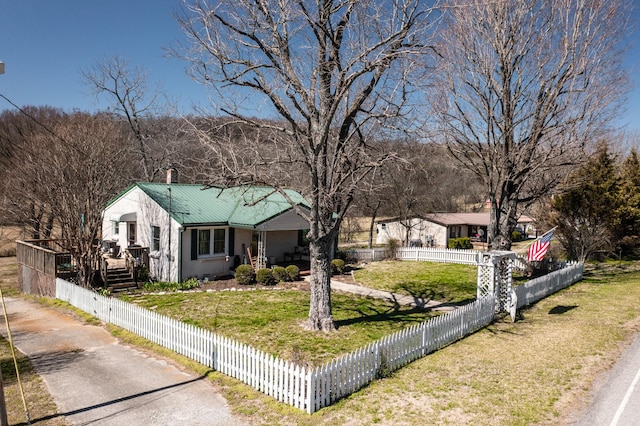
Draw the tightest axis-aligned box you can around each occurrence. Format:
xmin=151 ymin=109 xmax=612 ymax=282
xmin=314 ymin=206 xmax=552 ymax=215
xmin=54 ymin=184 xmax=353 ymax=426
xmin=423 ymin=212 xmax=534 ymax=227
xmin=378 ymin=212 xmax=534 ymax=227
xmin=110 ymin=183 xmax=310 ymax=228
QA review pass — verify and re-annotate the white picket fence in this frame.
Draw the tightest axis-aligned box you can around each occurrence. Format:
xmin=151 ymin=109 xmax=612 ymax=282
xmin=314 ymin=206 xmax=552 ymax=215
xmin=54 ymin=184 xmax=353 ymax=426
xmin=513 ymin=263 xmax=584 ymax=309
xmin=396 ymin=247 xmax=480 ymax=265
xmin=55 ymin=278 xmax=495 ymax=413
xmin=345 ymin=247 xmax=480 ymax=265
xmin=343 ymin=248 xmax=387 ymax=261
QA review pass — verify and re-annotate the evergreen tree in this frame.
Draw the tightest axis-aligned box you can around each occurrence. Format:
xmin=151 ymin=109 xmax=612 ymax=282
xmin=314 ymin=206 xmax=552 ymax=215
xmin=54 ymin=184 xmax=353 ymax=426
xmin=613 ymin=149 xmax=640 ymax=257
xmin=549 ymin=144 xmax=620 ymax=261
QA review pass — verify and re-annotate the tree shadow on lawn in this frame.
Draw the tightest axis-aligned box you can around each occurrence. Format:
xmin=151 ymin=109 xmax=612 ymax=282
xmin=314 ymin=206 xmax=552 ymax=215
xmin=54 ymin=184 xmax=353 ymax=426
xmin=334 ymin=295 xmax=475 ymax=328
xmin=395 ymin=282 xmax=476 ymax=307
xmin=334 ymin=304 xmax=435 ymax=328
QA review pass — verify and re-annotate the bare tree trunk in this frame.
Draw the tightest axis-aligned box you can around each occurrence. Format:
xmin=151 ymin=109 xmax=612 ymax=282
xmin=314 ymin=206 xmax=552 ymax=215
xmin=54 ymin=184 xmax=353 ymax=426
xmin=368 ymin=208 xmax=379 ymax=249
xmin=43 ymin=213 xmax=54 ymax=239
xmin=305 ymin=237 xmax=335 ymax=332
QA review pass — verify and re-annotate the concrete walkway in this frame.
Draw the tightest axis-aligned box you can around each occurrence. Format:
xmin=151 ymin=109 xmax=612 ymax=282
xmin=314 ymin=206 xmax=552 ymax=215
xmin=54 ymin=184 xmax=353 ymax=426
xmin=0 ymin=297 xmax=246 ymax=426
xmin=323 ymin=277 xmax=457 ymax=312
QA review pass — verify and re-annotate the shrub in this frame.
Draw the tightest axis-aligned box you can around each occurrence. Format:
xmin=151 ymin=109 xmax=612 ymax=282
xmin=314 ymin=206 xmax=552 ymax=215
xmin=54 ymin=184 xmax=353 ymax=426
xmin=512 ymin=230 xmax=522 ymax=242
xmin=336 ymin=249 xmax=358 ymax=264
xmin=234 ymin=264 xmax=255 ymax=285
xmin=448 ymin=237 xmax=473 ymax=250
xmin=135 ymin=266 xmax=150 ymax=283
xmin=272 ymin=265 xmax=289 ymax=282
xmin=385 ymin=238 xmax=400 ymax=260
xmin=331 ymin=258 xmax=345 ymax=275
xmin=256 ymin=268 xmax=276 ymax=285
xmin=285 ymin=264 xmax=300 ymax=281
xmin=180 ymin=277 xmax=200 ymax=290
xmin=142 ymin=278 xmax=199 ymax=292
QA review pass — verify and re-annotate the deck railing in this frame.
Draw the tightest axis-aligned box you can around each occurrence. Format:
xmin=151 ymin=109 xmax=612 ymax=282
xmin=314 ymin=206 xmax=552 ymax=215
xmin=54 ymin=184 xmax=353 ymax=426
xmin=16 ymin=240 xmax=75 ymax=277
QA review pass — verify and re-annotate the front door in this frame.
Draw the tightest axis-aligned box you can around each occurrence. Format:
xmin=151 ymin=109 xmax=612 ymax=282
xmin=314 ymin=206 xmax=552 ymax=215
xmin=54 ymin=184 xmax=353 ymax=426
xmin=128 ymin=222 xmax=136 ymax=246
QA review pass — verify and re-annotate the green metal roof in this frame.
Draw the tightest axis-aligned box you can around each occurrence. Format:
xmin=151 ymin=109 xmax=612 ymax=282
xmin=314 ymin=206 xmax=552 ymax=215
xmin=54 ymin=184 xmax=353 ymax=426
xmin=129 ymin=183 xmax=309 ymax=228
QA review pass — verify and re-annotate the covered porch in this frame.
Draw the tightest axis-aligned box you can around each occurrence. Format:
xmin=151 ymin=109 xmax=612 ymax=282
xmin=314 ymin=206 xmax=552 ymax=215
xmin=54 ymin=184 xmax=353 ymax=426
xmin=235 ymin=207 xmax=310 ymax=271
xmin=242 ymin=229 xmax=310 ymax=271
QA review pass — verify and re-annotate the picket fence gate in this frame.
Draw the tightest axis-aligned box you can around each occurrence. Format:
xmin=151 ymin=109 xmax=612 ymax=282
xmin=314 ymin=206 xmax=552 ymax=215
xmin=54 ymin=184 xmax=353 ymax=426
xmin=55 ymin=278 xmax=495 ymax=413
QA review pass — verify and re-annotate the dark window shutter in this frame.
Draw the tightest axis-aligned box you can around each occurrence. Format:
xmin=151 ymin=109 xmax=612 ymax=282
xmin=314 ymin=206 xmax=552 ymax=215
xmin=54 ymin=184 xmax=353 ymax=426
xmin=228 ymin=228 xmax=235 ymax=255
xmin=191 ymin=229 xmax=197 ymax=260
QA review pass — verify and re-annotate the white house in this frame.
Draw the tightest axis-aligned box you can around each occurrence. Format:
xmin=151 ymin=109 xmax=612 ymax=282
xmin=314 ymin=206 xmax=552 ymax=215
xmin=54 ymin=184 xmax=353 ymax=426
xmin=376 ymin=212 xmax=535 ymax=248
xmin=102 ymin=180 xmax=311 ymax=283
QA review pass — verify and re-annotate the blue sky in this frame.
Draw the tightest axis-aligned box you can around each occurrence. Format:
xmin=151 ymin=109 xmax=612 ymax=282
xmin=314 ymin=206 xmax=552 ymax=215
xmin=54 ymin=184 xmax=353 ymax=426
xmin=0 ymin=1 xmax=639 ymax=131
xmin=0 ymin=1 xmax=209 ymax=114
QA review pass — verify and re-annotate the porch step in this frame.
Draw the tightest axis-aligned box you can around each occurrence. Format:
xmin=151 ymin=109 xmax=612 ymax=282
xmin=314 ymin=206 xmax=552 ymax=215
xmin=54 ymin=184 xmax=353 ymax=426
xmin=106 ymin=267 xmax=138 ymax=292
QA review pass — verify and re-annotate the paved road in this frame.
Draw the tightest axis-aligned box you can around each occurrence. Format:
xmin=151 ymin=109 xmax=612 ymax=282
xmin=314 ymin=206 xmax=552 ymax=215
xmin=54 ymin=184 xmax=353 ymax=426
xmin=575 ymin=333 xmax=640 ymax=426
xmin=0 ymin=297 xmax=246 ymax=425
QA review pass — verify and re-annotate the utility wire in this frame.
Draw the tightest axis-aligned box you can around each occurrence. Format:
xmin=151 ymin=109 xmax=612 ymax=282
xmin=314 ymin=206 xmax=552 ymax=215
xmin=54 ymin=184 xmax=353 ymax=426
xmin=0 ymin=92 xmax=87 ymax=156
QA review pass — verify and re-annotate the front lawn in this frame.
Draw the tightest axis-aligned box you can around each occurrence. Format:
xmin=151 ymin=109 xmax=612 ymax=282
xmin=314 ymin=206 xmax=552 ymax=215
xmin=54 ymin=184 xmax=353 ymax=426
xmin=352 ymin=260 xmax=477 ymax=304
xmin=121 ymin=289 xmax=441 ymax=366
xmin=120 ymin=260 xmax=478 ymax=365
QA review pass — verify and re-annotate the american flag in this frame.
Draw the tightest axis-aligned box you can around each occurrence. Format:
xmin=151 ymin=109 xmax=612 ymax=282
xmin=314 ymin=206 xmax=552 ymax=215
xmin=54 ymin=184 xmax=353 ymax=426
xmin=527 ymin=229 xmax=554 ymax=262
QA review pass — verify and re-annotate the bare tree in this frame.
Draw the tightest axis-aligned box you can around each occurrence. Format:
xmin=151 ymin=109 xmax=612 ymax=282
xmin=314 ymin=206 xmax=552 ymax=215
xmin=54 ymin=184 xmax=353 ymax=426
xmin=3 ymin=109 xmax=130 ymax=286
xmin=0 ymin=106 xmax=65 ymax=238
xmin=82 ymin=56 xmax=180 ymax=182
xmin=176 ymin=0 xmax=438 ymax=331
xmin=430 ymin=0 xmax=630 ymax=250
xmin=36 ymin=113 xmax=131 ymax=286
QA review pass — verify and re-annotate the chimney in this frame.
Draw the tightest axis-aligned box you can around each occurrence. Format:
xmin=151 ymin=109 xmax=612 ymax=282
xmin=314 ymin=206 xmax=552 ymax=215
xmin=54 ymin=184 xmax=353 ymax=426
xmin=166 ymin=167 xmax=178 ymax=184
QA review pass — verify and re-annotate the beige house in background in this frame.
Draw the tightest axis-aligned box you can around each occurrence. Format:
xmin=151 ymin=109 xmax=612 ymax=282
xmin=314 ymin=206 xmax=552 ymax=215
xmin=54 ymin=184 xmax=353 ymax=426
xmin=375 ymin=213 xmax=535 ymax=248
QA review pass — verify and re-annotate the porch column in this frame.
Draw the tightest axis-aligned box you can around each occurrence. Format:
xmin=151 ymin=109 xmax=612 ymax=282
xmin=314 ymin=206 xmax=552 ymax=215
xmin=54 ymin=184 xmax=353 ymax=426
xmin=256 ymin=231 xmax=267 ymax=269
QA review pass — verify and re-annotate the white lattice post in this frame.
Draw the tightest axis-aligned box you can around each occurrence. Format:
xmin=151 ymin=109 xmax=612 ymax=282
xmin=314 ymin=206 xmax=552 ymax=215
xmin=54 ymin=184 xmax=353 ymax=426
xmin=476 ymin=251 xmax=517 ymax=314
xmin=494 ymin=252 xmax=515 ymax=313
xmin=477 ymin=252 xmax=495 ymax=300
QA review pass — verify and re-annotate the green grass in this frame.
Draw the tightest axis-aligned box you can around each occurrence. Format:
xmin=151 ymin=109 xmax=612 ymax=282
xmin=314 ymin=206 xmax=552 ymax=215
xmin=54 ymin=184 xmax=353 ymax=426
xmin=7 ymin=252 xmax=640 ymax=425
xmin=211 ymin=262 xmax=640 ymax=425
xmin=0 ymin=257 xmax=65 ymax=425
xmin=121 ymin=290 xmax=440 ymax=365
xmin=353 ymin=260 xmax=477 ymax=303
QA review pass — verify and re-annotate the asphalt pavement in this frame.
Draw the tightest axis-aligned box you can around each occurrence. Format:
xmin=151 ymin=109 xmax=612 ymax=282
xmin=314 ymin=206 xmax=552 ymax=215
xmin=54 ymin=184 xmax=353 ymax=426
xmin=0 ymin=297 xmax=246 ymax=425
xmin=574 ymin=332 xmax=640 ymax=426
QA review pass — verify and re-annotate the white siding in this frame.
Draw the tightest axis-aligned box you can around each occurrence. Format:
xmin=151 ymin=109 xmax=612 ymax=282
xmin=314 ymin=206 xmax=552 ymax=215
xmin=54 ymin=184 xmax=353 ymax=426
xmin=376 ymin=219 xmax=447 ymax=247
xmin=179 ymin=228 xmax=234 ymax=280
xmin=102 ymin=187 xmax=181 ymax=282
xmin=103 ymin=187 xmax=307 ymax=282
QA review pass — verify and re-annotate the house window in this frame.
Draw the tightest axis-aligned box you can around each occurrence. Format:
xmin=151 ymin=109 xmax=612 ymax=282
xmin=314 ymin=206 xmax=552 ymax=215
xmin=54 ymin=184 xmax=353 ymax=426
xmin=113 ymin=221 xmax=119 ymax=235
xmin=198 ymin=230 xmax=211 ymax=255
xmin=213 ymin=229 xmax=225 ymax=254
xmin=152 ymin=226 xmax=160 ymax=251
xmin=198 ymin=228 xmax=227 ymax=256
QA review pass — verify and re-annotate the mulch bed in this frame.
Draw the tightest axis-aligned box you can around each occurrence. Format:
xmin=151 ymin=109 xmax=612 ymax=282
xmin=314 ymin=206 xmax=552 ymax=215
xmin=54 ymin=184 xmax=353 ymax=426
xmin=197 ymin=276 xmax=311 ymax=292
xmin=193 ymin=269 xmax=359 ymax=293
